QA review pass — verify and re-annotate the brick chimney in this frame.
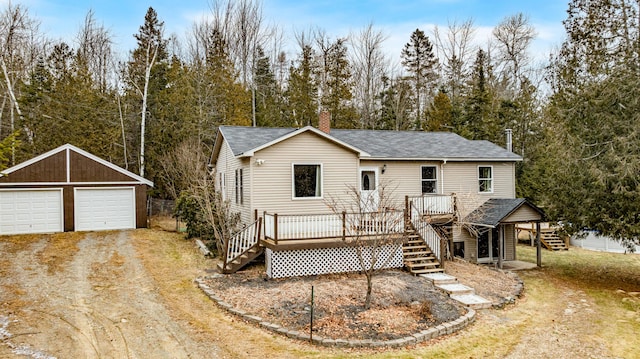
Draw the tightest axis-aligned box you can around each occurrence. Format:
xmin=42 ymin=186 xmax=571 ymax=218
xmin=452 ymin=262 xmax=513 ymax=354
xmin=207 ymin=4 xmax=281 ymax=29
xmin=319 ymin=111 xmax=331 ymax=134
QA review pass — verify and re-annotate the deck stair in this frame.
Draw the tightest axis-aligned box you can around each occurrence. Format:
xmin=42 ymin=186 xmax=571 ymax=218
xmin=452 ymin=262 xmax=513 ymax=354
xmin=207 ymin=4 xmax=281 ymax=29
xmin=217 ymin=245 xmax=263 ymax=274
xmin=421 ymin=273 xmax=492 ymax=309
xmin=539 ymin=228 xmax=568 ymax=251
xmin=403 ymin=227 xmax=443 ymax=275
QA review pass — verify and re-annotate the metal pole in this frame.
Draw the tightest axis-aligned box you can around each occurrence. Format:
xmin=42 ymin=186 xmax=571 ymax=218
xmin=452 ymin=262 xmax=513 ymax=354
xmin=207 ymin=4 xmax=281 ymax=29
xmin=310 ymin=285 xmax=314 ymax=342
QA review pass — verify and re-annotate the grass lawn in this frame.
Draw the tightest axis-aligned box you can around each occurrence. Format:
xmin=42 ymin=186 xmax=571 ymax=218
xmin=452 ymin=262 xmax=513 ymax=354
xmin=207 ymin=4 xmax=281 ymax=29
xmin=139 ymin=222 xmax=640 ymax=358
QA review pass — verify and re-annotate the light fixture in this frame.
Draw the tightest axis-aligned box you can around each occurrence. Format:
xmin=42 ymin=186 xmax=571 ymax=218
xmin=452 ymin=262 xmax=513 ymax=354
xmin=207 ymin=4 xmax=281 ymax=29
xmin=382 ymin=164 xmax=387 ymax=174
xmin=256 ymin=159 xmax=266 ymax=166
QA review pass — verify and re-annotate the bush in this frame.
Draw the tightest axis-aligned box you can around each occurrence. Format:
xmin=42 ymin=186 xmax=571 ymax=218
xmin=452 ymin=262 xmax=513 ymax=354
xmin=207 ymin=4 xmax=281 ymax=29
xmin=174 ymin=192 xmax=216 ymax=240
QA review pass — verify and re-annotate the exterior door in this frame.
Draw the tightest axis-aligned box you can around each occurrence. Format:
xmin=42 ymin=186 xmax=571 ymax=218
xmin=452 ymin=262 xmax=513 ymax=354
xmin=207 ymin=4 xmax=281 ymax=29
xmin=359 ymin=168 xmax=379 ymax=212
xmin=477 ymin=227 xmax=503 ymax=263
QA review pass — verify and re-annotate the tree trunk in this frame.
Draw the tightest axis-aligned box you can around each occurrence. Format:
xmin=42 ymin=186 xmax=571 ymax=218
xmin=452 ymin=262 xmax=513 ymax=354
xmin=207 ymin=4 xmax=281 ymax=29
xmin=364 ymin=271 xmax=373 ymax=309
xmin=140 ymin=42 xmax=158 ymax=177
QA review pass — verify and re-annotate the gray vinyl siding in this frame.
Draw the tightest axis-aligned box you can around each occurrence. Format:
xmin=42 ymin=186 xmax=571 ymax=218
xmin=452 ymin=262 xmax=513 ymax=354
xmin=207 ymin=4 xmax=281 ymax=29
xmin=442 ymin=161 xmax=516 ymax=217
xmin=455 ymin=224 xmax=477 ymax=262
xmin=251 ymin=131 xmax=359 ymax=215
xmin=505 ymin=224 xmax=516 ymax=261
xmin=216 ymin=138 xmax=253 ymax=224
xmin=359 ymin=160 xmax=442 ymax=208
xmin=503 ymin=205 xmax=543 ymax=223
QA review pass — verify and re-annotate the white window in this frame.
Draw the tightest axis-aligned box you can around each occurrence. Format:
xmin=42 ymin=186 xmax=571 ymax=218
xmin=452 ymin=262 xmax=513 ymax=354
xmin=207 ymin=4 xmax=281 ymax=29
xmin=235 ymin=168 xmax=243 ymax=204
xmin=421 ymin=166 xmax=437 ymax=194
xmin=219 ymin=172 xmax=226 ymax=201
xmin=292 ymin=164 xmax=322 ymax=199
xmin=479 ymin=166 xmax=493 ymax=193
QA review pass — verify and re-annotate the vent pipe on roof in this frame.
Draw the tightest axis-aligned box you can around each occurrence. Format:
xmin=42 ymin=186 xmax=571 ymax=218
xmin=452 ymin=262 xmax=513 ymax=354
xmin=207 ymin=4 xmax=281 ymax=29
xmin=505 ymin=129 xmax=513 ymax=152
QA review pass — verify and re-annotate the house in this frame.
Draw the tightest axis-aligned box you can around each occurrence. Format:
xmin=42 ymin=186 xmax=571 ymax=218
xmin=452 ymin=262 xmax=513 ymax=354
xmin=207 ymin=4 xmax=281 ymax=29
xmin=0 ymin=144 xmax=153 ymax=235
xmin=211 ymin=112 xmax=543 ymax=278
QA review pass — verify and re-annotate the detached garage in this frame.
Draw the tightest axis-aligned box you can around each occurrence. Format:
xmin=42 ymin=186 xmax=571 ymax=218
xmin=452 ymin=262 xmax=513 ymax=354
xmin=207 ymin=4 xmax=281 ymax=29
xmin=0 ymin=144 xmax=153 ymax=235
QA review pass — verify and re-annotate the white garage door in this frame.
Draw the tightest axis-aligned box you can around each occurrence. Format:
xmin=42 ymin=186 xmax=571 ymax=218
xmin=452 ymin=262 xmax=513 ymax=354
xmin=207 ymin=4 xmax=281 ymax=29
xmin=75 ymin=187 xmax=136 ymax=231
xmin=0 ymin=189 xmax=63 ymax=235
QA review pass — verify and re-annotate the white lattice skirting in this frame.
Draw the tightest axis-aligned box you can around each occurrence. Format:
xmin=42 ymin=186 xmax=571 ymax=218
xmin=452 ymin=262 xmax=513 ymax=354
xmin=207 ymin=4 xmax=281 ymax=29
xmin=265 ymin=244 xmax=404 ymax=278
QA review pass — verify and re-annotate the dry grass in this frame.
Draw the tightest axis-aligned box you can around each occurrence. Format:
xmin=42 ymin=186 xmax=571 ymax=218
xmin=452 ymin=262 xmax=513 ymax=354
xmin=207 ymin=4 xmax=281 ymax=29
xmin=36 ymin=232 xmax=84 ymax=274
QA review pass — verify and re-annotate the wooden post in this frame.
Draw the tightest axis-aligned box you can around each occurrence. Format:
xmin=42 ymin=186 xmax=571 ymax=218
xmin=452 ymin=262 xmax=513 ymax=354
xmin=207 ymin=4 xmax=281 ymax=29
xmin=536 ymin=221 xmax=542 ymax=267
xmin=404 ymin=195 xmax=409 ymax=222
xmin=440 ymin=237 xmax=446 ymax=269
xmin=342 ymin=211 xmax=346 ymax=240
xmin=498 ymin=225 xmax=503 ymax=269
xmin=274 ymin=213 xmax=278 ymax=245
xmin=254 ymin=208 xmax=258 ymax=221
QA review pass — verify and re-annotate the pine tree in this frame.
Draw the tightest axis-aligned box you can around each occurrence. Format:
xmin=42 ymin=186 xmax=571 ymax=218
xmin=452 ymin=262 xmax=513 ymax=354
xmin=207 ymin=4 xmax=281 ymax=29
xmin=544 ymin=0 xmax=640 ymax=247
xmin=401 ymin=28 xmax=438 ymax=128
xmin=286 ymin=44 xmax=318 ymax=127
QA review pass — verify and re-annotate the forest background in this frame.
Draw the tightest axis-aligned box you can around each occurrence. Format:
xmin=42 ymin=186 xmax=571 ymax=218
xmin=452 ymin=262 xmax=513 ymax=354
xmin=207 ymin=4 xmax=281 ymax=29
xmin=0 ymin=0 xmax=638 ymax=246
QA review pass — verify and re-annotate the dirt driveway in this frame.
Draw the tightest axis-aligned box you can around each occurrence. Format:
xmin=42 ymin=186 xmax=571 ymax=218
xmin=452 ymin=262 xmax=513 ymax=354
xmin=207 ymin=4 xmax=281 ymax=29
xmin=0 ymin=231 xmax=221 ymax=359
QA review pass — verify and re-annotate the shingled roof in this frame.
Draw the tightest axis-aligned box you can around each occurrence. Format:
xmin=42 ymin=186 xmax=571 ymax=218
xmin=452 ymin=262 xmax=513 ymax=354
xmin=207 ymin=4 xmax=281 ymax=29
xmin=215 ymin=125 xmax=522 ymax=161
xmin=464 ymin=198 xmax=544 ymax=227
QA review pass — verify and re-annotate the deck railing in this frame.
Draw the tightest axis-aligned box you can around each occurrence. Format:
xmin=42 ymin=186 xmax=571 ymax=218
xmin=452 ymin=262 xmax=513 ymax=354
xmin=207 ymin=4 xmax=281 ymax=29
xmin=263 ymin=210 xmax=404 ymax=243
xmin=406 ymin=194 xmax=455 ymax=216
xmin=223 ymin=218 xmax=262 ymax=266
xmin=410 ymin=201 xmax=441 ymax=260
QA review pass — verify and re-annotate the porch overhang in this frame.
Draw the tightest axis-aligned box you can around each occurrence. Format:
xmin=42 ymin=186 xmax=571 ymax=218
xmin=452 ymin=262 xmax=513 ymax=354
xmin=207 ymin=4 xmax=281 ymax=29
xmin=463 ymin=198 xmax=545 ymax=228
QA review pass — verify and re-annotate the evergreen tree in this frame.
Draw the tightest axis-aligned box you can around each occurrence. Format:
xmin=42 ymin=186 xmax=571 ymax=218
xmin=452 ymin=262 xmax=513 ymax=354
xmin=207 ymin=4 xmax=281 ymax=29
xmin=286 ymin=44 xmax=318 ymax=127
xmin=544 ymin=0 xmax=640 ymax=247
xmin=318 ymin=38 xmax=357 ymax=128
xmin=424 ymin=89 xmax=453 ymax=131
xmin=401 ymin=28 xmax=438 ymax=128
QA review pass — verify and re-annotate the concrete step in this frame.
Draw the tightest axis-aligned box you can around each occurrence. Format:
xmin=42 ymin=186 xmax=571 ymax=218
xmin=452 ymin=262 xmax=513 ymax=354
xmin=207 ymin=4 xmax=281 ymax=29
xmin=435 ymin=283 xmax=475 ymax=296
xmin=419 ymin=272 xmax=457 ymax=285
xmin=451 ymin=294 xmax=493 ymax=309
xmin=410 ymin=268 xmax=444 ymax=274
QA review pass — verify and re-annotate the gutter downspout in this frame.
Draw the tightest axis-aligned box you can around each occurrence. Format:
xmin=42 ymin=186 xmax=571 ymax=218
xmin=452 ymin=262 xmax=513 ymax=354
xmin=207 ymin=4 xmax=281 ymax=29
xmin=440 ymin=159 xmax=447 ymax=194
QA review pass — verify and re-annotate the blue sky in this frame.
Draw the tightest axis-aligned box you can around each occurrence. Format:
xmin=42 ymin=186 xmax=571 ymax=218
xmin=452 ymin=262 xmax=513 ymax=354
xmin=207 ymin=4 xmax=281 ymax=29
xmin=9 ymin=0 xmax=568 ymax=63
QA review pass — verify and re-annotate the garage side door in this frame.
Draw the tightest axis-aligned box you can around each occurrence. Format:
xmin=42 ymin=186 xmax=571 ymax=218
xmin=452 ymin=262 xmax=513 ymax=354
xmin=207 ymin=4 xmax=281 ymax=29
xmin=0 ymin=189 xmax=63 ymax=235
xmin=75 ymin=187 xmax=136 ymax=231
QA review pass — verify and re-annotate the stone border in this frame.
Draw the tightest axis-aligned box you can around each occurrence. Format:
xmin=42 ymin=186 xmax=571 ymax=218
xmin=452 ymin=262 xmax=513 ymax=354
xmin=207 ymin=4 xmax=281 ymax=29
xmin=490 ymin=270 xmax=525 ymax=308
xmin=194 ymin=277 xmax=476 ymax=348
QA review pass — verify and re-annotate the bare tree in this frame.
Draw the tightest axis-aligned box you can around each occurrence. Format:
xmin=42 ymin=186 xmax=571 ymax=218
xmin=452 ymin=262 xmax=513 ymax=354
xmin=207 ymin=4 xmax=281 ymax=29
xmin=432 ymin=19 xmax=476 ymax=103
xmin=350 ymin=23 xmax=388 ymax=129
xmin=326 ymin=182 xmax=404 ymax=309
xmin=492 ymin=13 xmax=536 ymax=97
xmin=76 ymin=10 xmax=115 ymax=92
xmin=161 ymin=139 xmax=240 ymax=253
xmin=0 ymin=3 xmax=43 ymax=162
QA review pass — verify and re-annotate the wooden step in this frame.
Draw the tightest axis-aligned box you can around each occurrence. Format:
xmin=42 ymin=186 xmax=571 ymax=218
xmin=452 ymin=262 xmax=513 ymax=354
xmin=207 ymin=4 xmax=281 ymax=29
xmin=405 ymin=261 xmax=440 ymax=268
xmin=403 ymin=250 xmax=433 ymax=257
xmin=404 ymin=255 xmax=436 ymax=262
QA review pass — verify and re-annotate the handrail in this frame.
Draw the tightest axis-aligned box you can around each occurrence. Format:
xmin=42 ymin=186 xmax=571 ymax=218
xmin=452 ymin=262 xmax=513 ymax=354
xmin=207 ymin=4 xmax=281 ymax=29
xmin=263 ymin=210 xmax=404 ymax=241
xmin=223 ymin=218 xmax=262 ymax=268
xmin=406 ymin=194 xmax=454 ymax=216
xmin=410 ymin=201 xmax=441 ymax=260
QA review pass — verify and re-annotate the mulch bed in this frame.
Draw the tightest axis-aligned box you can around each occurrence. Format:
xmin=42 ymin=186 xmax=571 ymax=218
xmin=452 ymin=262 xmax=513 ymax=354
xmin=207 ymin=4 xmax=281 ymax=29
xmin=205 ymin=264 xmax=478 ymax=341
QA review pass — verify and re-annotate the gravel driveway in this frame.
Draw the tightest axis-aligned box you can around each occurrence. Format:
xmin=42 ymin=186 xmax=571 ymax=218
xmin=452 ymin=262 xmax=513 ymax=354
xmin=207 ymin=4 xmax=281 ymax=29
xmin=0 ymin=231 xmax=220 ymax=359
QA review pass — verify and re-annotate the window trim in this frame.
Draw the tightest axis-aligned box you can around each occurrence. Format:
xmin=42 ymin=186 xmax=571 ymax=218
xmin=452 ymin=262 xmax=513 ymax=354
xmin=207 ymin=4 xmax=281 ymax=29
xmin=291 ymin=163 xmax=323 ymax=200
xmin=478 ymin=165 xmax=493 ymax=193
xmin=235 ymin=168 xmax=244 ymax=204
xmin=219 ymin=172 xmax=226 ymax=201
xmin=420 ymin=165 xmax=438 ymax=194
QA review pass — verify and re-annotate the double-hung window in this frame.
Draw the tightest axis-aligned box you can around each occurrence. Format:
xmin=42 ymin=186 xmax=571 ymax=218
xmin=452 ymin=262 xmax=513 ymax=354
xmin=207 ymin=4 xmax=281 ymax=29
xmin=293 ymin=164 xmax=322 ymax=198
xmin=421 ymin=166 xmax=437 ymax=194
xmin=478 ymin=166 xmax=493 ymax=193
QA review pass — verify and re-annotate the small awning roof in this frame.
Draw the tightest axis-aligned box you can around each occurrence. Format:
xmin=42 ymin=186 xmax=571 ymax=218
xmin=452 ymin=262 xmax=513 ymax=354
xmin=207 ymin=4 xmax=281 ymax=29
xmin=463 ymin=198 xmax=544 ymax=228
